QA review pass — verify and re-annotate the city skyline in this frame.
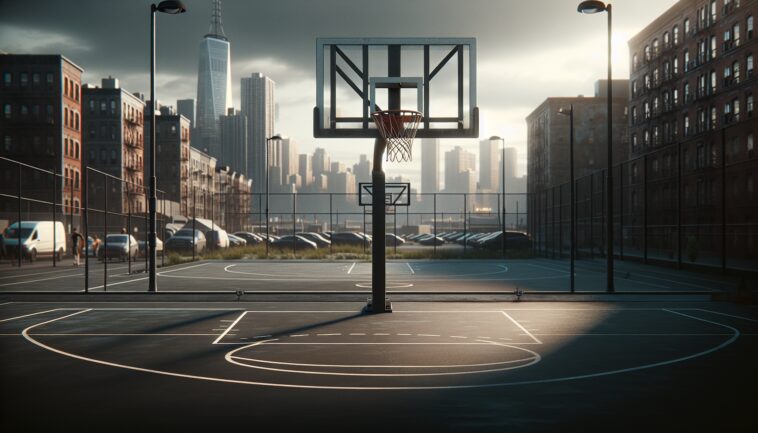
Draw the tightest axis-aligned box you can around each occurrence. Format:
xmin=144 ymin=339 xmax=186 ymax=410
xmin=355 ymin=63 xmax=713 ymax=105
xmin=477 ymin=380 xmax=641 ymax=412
xmin=0 ymin=0 xmax=679 ymax=186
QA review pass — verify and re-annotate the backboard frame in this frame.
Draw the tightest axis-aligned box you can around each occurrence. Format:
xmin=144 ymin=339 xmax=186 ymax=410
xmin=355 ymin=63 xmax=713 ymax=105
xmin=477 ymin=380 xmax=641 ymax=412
xmin=314 ymin=37 xmax=479 ymax=139
xmin=359 ymin=182 xmax=411 ymax=207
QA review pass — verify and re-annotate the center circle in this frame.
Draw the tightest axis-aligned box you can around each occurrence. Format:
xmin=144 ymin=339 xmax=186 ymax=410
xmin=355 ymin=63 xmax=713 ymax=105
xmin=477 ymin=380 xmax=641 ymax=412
xmin=225 ymin=338 xmax=541 ymax=377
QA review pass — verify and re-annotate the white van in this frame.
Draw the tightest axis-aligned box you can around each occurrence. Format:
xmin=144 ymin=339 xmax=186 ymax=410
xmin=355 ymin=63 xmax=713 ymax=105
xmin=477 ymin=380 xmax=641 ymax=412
xmin=3 ymin=221 xmax=67 ymax=261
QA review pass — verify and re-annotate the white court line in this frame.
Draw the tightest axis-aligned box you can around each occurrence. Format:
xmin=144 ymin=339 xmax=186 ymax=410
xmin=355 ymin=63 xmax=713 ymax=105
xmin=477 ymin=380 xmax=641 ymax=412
xmin=0 ymin=272 xmax=88 ymax=287
xmin=27 ymin=333 xmax=219 ymax=336
xmin=19 ymin=307 xmax=743 ymax=390
xmin=85 ymin=262 xmax=211 ymax=291
xmin=0 ymin=309 xmax=62 ymax=323
xmin=501 ymin=311 xmax=543 ymax=344
xmin=0 ymin=302 xmax=13 ymax=306
xmin=406 ymin=263 xmax=415 ymax=274
xmin=347 ymin=262 xmax=356 ymax=274
xmin=0 ymin=264 xmax=131 ymax=280
xmin=212 ymin=311 xmax=248 ymax=344
xmin=683 ymin=308 xmax=758 ymax=323
xmin=159 ymin=262 xmax=211 ymax=274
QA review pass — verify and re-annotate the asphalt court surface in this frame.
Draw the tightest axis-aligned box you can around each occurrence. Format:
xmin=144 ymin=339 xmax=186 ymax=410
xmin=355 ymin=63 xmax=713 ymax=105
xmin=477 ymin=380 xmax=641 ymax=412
xmin=0 ymin=258 xmax=742 ymax=293
xmin=0 ymin=301 xmax=756 ymax=432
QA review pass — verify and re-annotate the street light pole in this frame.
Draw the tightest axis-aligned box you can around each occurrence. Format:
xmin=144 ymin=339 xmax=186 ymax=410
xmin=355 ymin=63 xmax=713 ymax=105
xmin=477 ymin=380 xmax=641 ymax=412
xmin=148 ymin=0 xmax=186 ymax=293
xmin=265 ymin=134 xmax=282 ymax=257
xmin=578 ymin=0 xmax=614 ymax=292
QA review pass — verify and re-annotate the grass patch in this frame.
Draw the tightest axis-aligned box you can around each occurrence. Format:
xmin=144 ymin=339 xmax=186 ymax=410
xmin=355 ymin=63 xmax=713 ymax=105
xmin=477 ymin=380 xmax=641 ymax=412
xmin=164 ymin=243 xmax=535 ymax=261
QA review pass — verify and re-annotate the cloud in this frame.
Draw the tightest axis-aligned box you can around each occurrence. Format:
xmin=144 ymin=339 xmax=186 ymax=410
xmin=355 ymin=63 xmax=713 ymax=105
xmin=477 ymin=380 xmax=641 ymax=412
xmin=0 ymin=24 xmax=92 ymax=54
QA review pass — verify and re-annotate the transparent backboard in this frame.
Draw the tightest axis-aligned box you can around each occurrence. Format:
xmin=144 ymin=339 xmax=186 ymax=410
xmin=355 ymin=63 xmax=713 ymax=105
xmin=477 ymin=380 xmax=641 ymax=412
xmin=359 ymin=182 xmax=411 ymax=207
xmin=314 ymin=38 xmax=478 ymax=139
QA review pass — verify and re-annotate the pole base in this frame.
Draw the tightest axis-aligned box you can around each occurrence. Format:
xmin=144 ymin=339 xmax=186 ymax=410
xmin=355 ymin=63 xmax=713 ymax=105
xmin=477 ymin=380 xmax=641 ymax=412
xmin=364 ymin=297 xmax=392 ymax=313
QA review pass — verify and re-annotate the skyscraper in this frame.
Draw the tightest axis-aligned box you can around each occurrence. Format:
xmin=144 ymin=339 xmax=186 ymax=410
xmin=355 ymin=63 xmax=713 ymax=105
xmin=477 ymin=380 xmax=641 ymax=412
xmin=421 ymin=139 xmax=439 ymax=194
xmin=444 ymin=146 xmax=476 ymax=193
xmin=479 ymin=136 xmax=501 ymax=191
xmin=219 ymin=108 xmax=247 ymax=175
xmin=279 ymin=137 xmax=298 ymax=186
xmin=240 ymin=72 xmax=275 ymax=192
xmin=195 ymin=0 xmax=232 ymax=159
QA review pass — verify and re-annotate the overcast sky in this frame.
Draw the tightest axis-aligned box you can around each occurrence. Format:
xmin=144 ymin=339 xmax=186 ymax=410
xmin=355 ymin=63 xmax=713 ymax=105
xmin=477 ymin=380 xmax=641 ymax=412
xmin=0 ymin=0 xmax=678 ymax=187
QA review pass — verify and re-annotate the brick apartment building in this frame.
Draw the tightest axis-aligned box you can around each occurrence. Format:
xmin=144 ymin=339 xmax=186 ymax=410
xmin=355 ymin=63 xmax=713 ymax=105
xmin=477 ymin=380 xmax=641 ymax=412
xmin=144 ymin=107 xmax=192 ymax=217
xmin=83 ymin=77 xmax=146 ymax=214
xmin=0 ymin=54 xmax=83 ymax=220
xmin=627 ymin=0 xmax=757 ymax=265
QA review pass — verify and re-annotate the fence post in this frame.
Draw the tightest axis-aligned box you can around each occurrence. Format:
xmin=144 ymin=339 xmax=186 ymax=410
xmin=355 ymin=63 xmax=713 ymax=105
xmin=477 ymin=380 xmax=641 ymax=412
xmin=463 ymin=194 xmax=467 ymax=256
xmin=677 ymin=141 xmax=683 ymax=268
xmin=52 ymin=166 xmax=57 ymax=267
xmin=128 ymin=200 xmax=132 ymax=275
xmin=433 ymin=193 xmax=437 ymax=258
xmin=17 ymin=163 xmax=22 ymax=267
xmin=721 ymin=127 xmax=727 ymax=274
xmin=103 ymin=174 xmax=108 ymax=292
xmin=619 ymin=163 xmax=624 ymax=260
xmin=161 ymin=195 xmax=165 ymax=267
xmin=643 ymin=154 xmax=648 ymax=264
xmin=600 ymin=170 xmax=605 ymax=258
xmin=559 ymin=184 xmax=563 ymax=259
xmin=84 ymin=167 xmax=89 ymax=293
xmin=192 ymin=187 xmax=196 ymax=262
xmin=292 ymin=193 xmax=296 ymax=257
xmin=329 ymin=193 xmax=333 ymax=254
xmin=589 ymin=174 xmax=595 ymax=259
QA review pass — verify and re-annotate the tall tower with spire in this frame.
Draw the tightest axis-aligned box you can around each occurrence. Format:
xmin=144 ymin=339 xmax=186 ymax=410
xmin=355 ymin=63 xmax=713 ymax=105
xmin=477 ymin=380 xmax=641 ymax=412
xmin=195 ymin=0 xmax=232 ymax=159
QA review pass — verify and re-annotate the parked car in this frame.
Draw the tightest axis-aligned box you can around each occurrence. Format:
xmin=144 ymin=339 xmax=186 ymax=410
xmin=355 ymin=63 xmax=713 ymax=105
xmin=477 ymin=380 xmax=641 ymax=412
xmin=165 ymin=229 xmax=206 ymax=255
xmin=418 ymin=235 xmax=445 ymax=246
xmin=385 ymin=233 xmax=405 ymax=246
xmin=330 ymin=232 xmax=369 ymax=247
xmin=98 ymin=234 xmax=139 ymax=261
xmin=297 ymin=232 xmax=331 ymax=248
xmin=271 ymin=235 xmax=318 ymax=250
xmin=478 ymin=231 xmax=532 ymax=250
xmin=205 ymin=229 xmax=230 ymax=249
xmin=3 ymin=221 xmax=66 ymax=261
xmin=234 ymin=232 xmax=264 ymax=245
xmin=137 ymin=238 xmax=164 ymax=257
xmin=227 ymin=233 xmax=247 ymax=247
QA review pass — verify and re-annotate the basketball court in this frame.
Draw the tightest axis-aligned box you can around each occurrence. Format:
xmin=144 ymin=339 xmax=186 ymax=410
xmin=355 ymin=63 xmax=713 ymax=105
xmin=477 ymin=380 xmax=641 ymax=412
xmin=0 ymin=258 xmax=740 ymax=294
xmin=0 ymin=300 xmax=755 ymax=431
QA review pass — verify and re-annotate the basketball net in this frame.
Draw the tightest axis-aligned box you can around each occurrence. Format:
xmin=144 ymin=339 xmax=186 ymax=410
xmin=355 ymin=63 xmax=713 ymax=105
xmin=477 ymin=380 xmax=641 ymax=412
xmin=371 ymin=110 xmax=422 ymax=162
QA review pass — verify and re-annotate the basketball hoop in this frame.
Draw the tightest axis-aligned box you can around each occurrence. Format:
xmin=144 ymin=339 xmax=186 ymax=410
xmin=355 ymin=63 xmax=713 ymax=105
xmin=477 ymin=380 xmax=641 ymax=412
xmin=371 ymin=110 xmax=422 ymax=162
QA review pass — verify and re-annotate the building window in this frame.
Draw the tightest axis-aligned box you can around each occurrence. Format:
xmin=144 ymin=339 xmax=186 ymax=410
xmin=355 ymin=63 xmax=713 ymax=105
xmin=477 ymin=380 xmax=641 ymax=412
xmin=644 ymin=44 xmax=651 ymax=61
xmin=75 ymin=141 xmax=80 ymax=159
xmin=684 ymin=114 xmax=690 ymax=135
xmin=710 ymin=35 xmax=717 ymax=58
xmin=64 ymin=77 xmax=68 ymax=96
xmin=673 ymin=25 xmax=680 ymax=44
xmin=89 ymin=99 xmax=95 ymax=114
xmin=748 ymin=54 xmax=754 ymax=76
xmin=3 ymin=135 xmax=11 ymax=152
xmin=32 ymin=72 xmax=40 ymax=86
xmin=749 ymin=15 xmax=754 ymax=39
xmin=733 ymin=60 xmax=741 ymax=82
xmin=110 ymin=99 xmax=116 ymax=115
xmin=46 ymin=72 xmax=53 ymax=86
xmin=664 ymin=31 xmax=670 ymax=47
xmin=652 ymin=39 xmax=659 ymax=56
xmin=710 ymin=70 xmax=718 ymax=92
xmin=734 ymin=98 xmax=741 ymax=121
xmin=64 ymin=138 xmax=69 ymax=156
xmin=748 ymin=134 xmax=754 ymax=157
xmin=4 ymin=103 xmax=11 ymax=119
xmin=631 ymin=106 xmax=638 ymax=124
xmin=684 ymin=18 xmax=690 ymax=35
xmin=20 ymin=105 xmax=28 ymax=116
xmin=711 ymin=106 xmax=718 ymax=128
xmin=632 ymin=80 xmax=638 ymax=97
xmin=684 ymin=50 xmax=690 ymax=71
xmin=632 ymin=133 xmax=638 ymax=151
xmin=3 ymin=72 xmax=11 ymax=86
xmin=644 ymin=101 xmax=651 ymax=119
xmin=644 ymin=129 xmax=650 ymax=146
xmin=100 ymin=100 xmax=107 ymax=113
xmin=748 ymin=93 xmax=754 ymax=115
xmin=673 ymin=56 xmax=679 ymax=74
xmin=20 ymin=72 xmax=28 ymax=87
xmin=111 ymin=149 xmax=117 ymax=164
xmin=633 ymin=53 xmax=638 ymax=70
xmin=75 ymin=112 xmax=80 ymax=130
xmin=712 ymin=0 xmax=719 ymax=22
xmin=74 ymin=83 xmax=79 ymax=101
xmin=734 ymin=24 xmax=741 ymax=46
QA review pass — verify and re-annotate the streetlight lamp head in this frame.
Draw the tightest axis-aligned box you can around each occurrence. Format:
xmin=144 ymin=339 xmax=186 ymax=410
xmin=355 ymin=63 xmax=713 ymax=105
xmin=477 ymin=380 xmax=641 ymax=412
xmin=155 ymin=0 xmax=187 ymax=14
xmin=577 ymin=0 xmax=607 ymax=14
xmin=268 ymin=134 xmax=283 ymax=141
xmin=558 ymin=107 xmax=572 ymax=116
